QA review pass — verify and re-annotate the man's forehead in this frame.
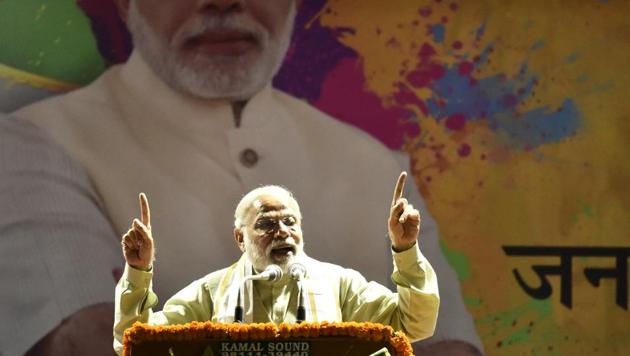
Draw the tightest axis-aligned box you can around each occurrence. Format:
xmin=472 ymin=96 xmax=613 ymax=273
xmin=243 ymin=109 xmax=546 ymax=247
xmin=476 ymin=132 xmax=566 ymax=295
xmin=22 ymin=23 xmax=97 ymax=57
xmin=242 ymin=194 xmax=299 ymax=221
xmin=256 ymin=210 xmax=297 ymax=221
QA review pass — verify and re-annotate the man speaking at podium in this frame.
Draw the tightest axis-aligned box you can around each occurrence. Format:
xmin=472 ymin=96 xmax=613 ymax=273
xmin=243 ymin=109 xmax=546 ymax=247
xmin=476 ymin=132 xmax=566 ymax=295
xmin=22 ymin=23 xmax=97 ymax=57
xmin=3 ymin=0 xmax=481 ymax=354
xmin=113 ymin=173 xmax=439 ymax=354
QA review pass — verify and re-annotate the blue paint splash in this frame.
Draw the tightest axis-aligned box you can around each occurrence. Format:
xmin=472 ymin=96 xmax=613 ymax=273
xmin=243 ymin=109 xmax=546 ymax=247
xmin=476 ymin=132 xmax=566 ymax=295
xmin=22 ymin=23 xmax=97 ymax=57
xmin=492 ymin=99 xmax=580 ymax=149
xmin=430 ymin=24 xmax=445 ymax=43
xmin=424 ymin=47 xmax=581 ymax=149
xmin=565 ymin=53 xmax=579 ymax=64
xmin=275 ymin=1 xmax=582 ymax=151
xmin=531 ymin=39 xmax=545 ymax=50
xmin=427 ymin=60 xmax=537 ymax=120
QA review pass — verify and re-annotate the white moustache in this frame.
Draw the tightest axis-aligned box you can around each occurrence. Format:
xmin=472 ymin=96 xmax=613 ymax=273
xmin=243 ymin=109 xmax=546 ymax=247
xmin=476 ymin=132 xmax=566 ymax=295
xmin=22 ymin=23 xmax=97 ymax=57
xmin=268 ymin=240 xmax=297 ymax=250
xmin=172 ymin=15 xmax=267 ymax=47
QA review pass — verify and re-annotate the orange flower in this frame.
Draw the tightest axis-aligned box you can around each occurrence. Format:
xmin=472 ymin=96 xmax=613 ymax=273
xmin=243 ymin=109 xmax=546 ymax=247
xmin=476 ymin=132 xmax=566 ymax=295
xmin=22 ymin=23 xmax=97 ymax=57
xmin=123 ymin=321 xmax=411 ymax=355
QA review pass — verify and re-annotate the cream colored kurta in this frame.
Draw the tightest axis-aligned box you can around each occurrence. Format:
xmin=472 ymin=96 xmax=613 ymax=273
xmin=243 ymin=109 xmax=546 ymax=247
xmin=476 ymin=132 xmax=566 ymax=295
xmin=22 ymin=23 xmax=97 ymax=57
xmin=114 ymin=245 xmax=439 ymax=355
xmin=12 ymin=51 xmax=482 ymax=351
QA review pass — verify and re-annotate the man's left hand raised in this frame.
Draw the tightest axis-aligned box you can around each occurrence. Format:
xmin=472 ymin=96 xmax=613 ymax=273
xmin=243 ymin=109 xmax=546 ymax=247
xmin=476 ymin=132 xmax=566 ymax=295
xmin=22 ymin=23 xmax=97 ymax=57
xmin=388 ymin=171 xmax=421 ymax=252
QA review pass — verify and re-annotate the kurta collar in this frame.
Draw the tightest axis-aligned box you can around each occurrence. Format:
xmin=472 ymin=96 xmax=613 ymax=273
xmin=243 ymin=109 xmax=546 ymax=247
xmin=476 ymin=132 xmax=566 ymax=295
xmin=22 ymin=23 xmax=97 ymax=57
xmin=117 ymin=50 xmax=278 ymax=134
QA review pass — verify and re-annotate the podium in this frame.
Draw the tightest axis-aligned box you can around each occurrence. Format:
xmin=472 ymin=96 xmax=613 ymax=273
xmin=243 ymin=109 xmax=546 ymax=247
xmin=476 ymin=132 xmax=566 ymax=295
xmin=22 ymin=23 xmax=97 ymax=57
xmin=122 ymin=321 xmax=413 ymax=356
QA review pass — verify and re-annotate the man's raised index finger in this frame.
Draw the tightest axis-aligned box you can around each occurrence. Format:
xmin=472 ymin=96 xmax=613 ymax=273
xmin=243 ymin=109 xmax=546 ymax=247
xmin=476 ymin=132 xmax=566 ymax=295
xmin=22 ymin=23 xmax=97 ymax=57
xmin=139 ymin=192 xmax=151 ymax=227
xmin=392 ymin=171 xmax=407 ymax=206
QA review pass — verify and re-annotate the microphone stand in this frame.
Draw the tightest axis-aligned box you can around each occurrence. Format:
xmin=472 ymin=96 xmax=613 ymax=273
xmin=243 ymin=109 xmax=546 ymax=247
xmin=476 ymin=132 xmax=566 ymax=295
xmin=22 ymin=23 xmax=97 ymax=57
xmin=296 ymin=280 xmax=306 ymax=323
xmin=289 ymin=262 xmax=308 ymax=323
xmin=234 ymin=264 xmax=282 ymax=323
xmin=235 ymin=288 xmax=244 ymax=323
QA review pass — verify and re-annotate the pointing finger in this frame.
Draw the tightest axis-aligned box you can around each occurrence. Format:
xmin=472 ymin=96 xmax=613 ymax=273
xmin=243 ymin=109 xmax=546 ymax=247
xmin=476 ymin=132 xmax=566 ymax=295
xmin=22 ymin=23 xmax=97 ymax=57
xmin=391 ymin=172 xmax=407 ymax=207
xmin=139 ymin=193 xmax=151 ymax=228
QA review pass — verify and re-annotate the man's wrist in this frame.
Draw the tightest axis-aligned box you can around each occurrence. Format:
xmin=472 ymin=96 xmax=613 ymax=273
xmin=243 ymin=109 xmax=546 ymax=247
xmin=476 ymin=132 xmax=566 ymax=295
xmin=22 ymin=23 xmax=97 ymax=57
xmin=391 ymin=241 xmax=417 ymax=253
xmin=123 ymin=263 xmax=154 ymax=287
xmin=129 ymin=263 xmax=152 ymax=272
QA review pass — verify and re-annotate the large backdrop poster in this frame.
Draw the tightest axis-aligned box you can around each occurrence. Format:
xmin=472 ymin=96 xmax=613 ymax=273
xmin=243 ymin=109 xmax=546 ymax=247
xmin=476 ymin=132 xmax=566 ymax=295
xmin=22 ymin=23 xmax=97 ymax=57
xmin=1 ymin=0 xmax=628 ymax=354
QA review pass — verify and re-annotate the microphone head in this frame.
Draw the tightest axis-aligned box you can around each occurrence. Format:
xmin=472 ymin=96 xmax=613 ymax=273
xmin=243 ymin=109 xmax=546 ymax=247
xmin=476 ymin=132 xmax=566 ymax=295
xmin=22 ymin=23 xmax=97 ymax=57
xmin=264 ymin=264 xmax=283 ymax=282
xmin=288 ymin=262 xmax=307 ymax=281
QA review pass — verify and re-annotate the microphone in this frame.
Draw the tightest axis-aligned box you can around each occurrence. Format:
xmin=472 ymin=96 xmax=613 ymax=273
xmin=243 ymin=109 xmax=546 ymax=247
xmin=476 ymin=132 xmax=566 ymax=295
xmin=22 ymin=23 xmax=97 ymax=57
xmin=250 ymin=264 xmax=283 ymax=282
xmin=288 ymin=262 xmax=307 ymax=323
xmin=288 ymin=262 xmax=307 ymax=281
xmin=234 ymin=264 xmax=283 ymax=322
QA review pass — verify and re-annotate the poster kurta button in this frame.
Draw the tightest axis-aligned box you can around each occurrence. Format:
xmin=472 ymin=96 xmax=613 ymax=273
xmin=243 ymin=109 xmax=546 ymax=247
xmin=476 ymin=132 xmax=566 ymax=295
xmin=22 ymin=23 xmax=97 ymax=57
xmin=240 ymin=148 xmax=259 ymax=167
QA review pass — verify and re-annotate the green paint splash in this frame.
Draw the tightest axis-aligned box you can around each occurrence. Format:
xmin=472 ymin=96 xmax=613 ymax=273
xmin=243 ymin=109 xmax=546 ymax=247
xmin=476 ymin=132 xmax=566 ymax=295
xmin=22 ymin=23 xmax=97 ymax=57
xmin=571 ymin=203 xmax=595 ymax=223
xmin=0 ymin=0 xmax=105 ymax=85
xmin=439 ymin=240 xmax=471 ymax=281
xmin=478 ymin=299 xmax=553 ymax=347
xmin=465 ymin=297 xmax=482 ymax=306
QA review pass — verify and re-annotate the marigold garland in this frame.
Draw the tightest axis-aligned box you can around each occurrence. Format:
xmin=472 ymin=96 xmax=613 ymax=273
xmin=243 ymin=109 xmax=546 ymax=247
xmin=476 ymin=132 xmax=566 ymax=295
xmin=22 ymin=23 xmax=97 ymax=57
xmin=122 ymin=321 xmax=413 ymax=356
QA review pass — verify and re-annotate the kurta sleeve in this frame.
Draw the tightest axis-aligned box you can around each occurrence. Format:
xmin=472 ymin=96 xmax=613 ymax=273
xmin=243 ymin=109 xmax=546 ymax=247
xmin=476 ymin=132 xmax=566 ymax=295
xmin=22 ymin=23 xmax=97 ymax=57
xmin=0 ymin=115 xmax=123 ymax=356
xmin=392 ymin=151 xmax=483 ymax=351
xmin=113 ymin=264 xmax=214 ymax=355
xmin=339 ymin=244 xmax=440 ymax=342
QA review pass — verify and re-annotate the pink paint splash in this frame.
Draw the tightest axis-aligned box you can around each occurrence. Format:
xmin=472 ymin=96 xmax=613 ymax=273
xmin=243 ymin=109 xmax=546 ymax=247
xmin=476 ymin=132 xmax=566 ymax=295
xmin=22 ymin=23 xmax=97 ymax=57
xmin=77 ymin=0 xmax=132 ymax=64
xmin=405 ymin=44 xmax=447 ymax=88
xmin=457 ymin=143 xmax=471 ymax=157
xmin=315 ymin=58 xmax=418 ymax=148
xmin=446 ymin=113 xmax=466 ymax=130
xmin=419 ymin=6 xmax=433 ymax=17
xmin=394 ymin=82 xmax=430 ymax=115
xmin=458 ymin=61 xmax=474 ymax=75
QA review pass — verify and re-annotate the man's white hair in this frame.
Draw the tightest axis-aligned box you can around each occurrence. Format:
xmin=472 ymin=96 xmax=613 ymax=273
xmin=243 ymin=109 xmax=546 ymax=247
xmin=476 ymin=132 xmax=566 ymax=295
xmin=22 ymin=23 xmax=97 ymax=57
xmin=234 ymin=185 xmax=300 ymax=228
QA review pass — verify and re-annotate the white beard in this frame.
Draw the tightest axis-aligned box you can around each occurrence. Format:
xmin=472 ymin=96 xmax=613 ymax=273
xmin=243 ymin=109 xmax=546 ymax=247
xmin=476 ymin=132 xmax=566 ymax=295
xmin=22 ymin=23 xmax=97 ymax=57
xmin=127 ymin=0 xmax=295 ymax=100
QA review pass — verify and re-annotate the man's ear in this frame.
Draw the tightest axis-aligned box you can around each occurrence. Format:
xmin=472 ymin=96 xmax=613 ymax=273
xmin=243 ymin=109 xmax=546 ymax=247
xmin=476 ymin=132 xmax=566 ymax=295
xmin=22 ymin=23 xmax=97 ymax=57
xmin=113 ymin=0 xmax=132 ymax=24
xmin=234 ymin=228 xmax=245 ymax=252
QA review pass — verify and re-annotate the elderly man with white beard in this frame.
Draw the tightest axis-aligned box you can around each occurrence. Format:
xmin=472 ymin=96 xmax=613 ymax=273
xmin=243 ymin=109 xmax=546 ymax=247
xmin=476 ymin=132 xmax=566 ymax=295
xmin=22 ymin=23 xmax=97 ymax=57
xmin=2 ymin=0 xmax=482 ymax=355
xmin=114 ymin=173 xmax=439 ymax=355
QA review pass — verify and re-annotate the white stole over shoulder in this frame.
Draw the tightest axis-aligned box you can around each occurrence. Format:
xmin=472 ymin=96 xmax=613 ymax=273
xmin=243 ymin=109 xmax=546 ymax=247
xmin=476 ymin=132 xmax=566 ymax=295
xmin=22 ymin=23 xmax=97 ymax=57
xmin=212 ymin=255 xmax=254 ymax=323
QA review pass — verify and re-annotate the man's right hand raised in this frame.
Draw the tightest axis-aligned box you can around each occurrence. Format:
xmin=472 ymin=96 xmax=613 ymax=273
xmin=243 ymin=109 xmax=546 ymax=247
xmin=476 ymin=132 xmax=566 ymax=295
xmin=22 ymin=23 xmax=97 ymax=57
xmin=121 ymin=193 xmax=154 ymax=271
